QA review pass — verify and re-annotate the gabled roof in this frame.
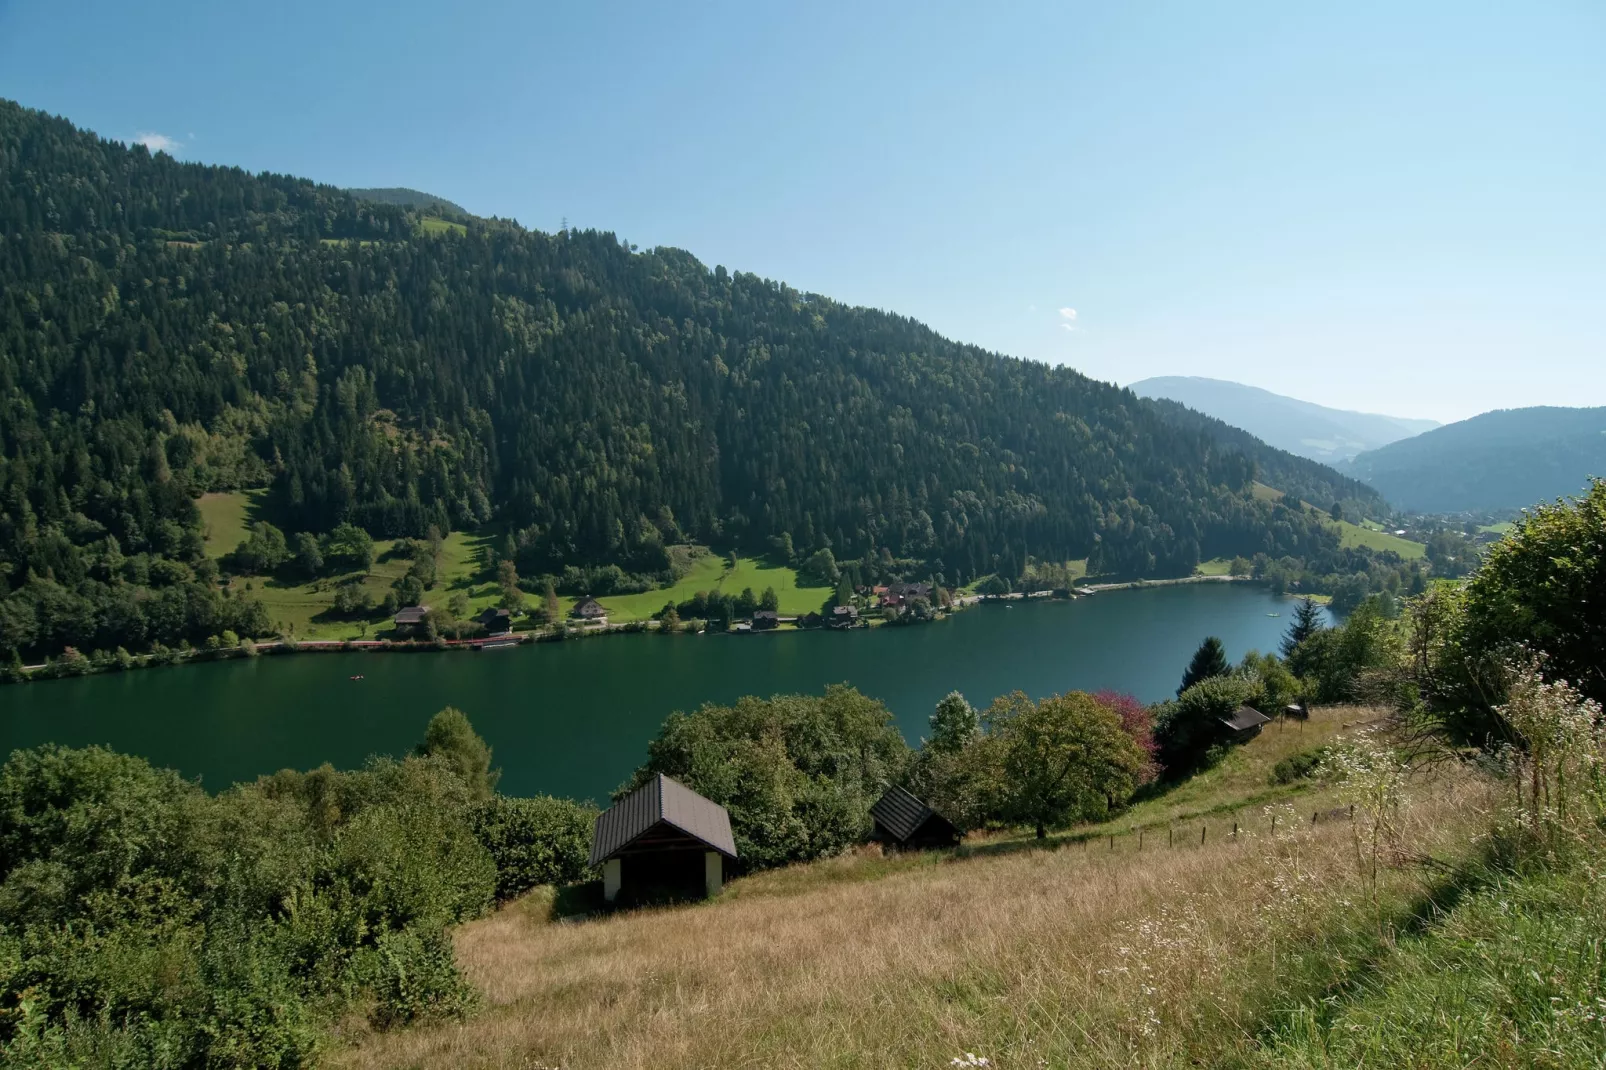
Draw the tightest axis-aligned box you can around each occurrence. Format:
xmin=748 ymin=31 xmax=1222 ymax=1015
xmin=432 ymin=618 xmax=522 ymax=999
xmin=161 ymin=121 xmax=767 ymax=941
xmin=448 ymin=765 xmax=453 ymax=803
xmin=1219 ymin=705 xmax=1271 ymax=732
xmin=589 ymin=773 xmax=738 ymax=866
xmin=393 ymin=606 xmax=428 ymax=624
xmin=870 ymin=785 xmax=957 ymax=842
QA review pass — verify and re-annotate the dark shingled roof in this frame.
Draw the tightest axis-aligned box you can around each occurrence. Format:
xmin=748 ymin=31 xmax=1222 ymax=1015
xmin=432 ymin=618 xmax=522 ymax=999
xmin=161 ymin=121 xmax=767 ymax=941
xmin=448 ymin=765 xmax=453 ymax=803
xmin=589 ymin=773 xmax=738 ymax=867
xmin=870 ymin=785 xmax=953 ymax=843
xmin=1219 ymin=705 xmax=1271 ymax=732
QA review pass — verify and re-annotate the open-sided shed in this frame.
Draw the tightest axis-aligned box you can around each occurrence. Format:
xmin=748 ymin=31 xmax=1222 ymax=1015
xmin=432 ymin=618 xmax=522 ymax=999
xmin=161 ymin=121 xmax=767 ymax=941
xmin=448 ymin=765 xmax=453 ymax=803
xmin=590 ymin=774 xmax=738 ymax=903
xmin=870 ymin=785 xmax=962 ymax=850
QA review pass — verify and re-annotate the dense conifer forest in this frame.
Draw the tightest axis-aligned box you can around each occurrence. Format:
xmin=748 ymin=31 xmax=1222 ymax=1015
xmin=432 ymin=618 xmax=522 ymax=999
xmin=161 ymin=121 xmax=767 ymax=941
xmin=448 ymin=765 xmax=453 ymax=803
xmin=1 ymin=100 xmax=1387 ymax=662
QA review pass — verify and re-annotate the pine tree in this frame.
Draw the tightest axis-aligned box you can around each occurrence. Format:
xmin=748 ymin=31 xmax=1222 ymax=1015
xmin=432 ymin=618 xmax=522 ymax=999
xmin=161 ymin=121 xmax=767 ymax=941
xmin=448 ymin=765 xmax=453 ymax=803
xmin=1178 ymin=636 xmax=1230 ymax=695
xmin=1280 ymin=597 xmax=1325 ymax=658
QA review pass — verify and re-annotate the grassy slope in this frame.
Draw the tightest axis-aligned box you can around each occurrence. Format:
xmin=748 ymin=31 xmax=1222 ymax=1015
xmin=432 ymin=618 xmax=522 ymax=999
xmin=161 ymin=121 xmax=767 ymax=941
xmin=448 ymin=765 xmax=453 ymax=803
xmin=1251 ymin=481 xmax=1428 ymax=559
xmin=419 ymin=217 xmax=467 ymax=236
xmin=335 ymin=708 xmax=1496 ymax=1070
xmin=1337 ymin=519 xmax=1426 ymax=559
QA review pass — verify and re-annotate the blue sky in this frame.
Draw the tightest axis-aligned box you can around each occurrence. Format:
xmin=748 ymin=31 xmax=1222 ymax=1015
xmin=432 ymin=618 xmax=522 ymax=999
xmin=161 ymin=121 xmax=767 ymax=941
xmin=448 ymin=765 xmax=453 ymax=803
xmin=2 ymin=1 xmax=1601 ymax=422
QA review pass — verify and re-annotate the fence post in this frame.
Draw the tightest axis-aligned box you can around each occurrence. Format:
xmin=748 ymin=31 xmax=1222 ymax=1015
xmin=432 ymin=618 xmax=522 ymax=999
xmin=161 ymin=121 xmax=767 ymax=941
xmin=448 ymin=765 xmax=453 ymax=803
xmin=1200 ymin=825 xmax=1207 ymax=846
xmin=1108 ymin=834 xmax=1114 ymax=852
xmin=1139 ymin=829 xmax=1144 ymax=851
xmin=1168 ymin=827 xmax=1173 ymax=848
xmin=1349 ymin=803 xmax=1355 ymax=821
xmin=1233 ymin=821 xmax=1238 ymax=839
xmin=1271 ymin=813 xmax=1276 ymax=834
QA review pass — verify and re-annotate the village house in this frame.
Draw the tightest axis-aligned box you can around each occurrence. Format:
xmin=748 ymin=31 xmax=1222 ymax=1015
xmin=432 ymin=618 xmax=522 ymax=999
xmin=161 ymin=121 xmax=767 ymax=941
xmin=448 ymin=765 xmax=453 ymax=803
xmin=829 ymin=604 xmax=859 ymax=628
xmin=392 ymin=605 xmax=429 ymax=637
xmin=751 ymin=609 xmax=779 ymax=630
xmin=878 ymin=581 xmax=933 ymax=608
xmin=590 ymin=773 xmax=738 ymax=904
xmin=572 ymin=596 xmax=607 ymax=621
xmin=870 ymin=785 xmax=962 ymax=850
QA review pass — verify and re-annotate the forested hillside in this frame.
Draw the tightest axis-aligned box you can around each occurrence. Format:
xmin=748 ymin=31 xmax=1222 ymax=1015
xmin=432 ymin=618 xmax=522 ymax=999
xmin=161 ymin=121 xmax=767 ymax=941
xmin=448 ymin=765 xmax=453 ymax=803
xmin=1342 ymin=405 xmax=1606 ymax=512
xmin=3 ymin=100 xmax=1381 ymax=660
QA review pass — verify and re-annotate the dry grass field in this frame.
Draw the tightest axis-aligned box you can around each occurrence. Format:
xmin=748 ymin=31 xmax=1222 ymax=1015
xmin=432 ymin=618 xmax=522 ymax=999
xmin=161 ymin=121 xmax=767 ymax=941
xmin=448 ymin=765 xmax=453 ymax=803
xmin=335 ymin=708 xmax=1493 ymax=1070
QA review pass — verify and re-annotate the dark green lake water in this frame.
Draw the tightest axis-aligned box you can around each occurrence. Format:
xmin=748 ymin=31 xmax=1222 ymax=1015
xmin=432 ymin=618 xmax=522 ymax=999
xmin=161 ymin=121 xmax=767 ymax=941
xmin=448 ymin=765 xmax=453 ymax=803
xmin=0 ymin=584 xmax=1322 ymax=802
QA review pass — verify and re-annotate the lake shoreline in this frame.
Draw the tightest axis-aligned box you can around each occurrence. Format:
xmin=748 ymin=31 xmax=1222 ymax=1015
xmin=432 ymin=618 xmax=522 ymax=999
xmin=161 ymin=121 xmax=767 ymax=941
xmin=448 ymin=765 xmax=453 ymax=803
xmin=5 ymin=573 xmax=1257 ymax=686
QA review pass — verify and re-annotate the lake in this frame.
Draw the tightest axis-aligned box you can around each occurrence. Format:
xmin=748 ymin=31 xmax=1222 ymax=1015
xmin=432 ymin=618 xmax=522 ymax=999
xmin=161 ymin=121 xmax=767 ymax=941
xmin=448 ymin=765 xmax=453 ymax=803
xmin=0 ymin=583 xmax=1323 ymax=802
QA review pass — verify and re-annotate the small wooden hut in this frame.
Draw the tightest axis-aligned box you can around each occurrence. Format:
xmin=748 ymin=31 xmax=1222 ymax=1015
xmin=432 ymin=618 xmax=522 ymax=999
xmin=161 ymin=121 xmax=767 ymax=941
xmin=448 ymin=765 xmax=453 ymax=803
xmin=590 ymin=774 xmax=738 ymax=904
xmin=870 ymin=785 xmax=962 ymax=850
xmin=1218 ymin=705 xmax=1271 ymax=743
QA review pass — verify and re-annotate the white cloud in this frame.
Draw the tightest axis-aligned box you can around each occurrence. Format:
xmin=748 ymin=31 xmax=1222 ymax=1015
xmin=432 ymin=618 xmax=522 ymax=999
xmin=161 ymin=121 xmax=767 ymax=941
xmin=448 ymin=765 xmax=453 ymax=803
xmin=134 ymin=131 xmax=181 ymax=155
xmin=1058 ymin=307 xmax=1078 ymax=321
xmin=1060 ymin=323 xmax=1077 ymax=332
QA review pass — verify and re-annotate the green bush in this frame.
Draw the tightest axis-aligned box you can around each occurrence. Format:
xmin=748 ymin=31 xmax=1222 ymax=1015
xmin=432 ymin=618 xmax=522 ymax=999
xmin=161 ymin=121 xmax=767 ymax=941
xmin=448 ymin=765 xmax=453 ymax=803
xmin=470 ymin=794 xmax=597 ymax=899
xmin=0 ymin=716 xmax=509 ymax=1064
xmin=629 ymin=685 xmax=909 ymax=870
xmin=1271 ymin=748 xmax=1326 ymax=785
xmin=1153 ymin=674 xmax=1260 ymax=777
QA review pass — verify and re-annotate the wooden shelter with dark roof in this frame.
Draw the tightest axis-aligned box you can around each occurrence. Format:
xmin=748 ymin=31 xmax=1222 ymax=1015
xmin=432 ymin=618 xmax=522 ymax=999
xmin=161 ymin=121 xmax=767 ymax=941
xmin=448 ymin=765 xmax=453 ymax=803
xmin=590 ymin=773 xmax=738 ymax=903
xmin=1218 ymin=704 xmax=1271 ymax=743
xmin=870 ymin=785 xmax=962 ymax=850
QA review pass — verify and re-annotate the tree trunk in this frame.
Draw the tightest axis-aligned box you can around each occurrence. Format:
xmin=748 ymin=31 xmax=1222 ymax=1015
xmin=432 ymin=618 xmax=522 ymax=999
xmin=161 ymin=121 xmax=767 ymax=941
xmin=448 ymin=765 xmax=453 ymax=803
xmin=1035 ymin=822 xmax=1046 ymax=840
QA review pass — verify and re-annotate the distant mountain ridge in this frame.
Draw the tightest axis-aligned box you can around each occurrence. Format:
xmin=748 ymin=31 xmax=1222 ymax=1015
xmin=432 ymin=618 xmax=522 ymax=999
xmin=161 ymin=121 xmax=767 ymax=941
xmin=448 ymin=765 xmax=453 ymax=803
xmin=1129 ymin=376 xmax=1437 ymax=463
xmin=1341 ymin=406 xmax=1606 ymax=513
xmin=345 ymin=186 xmax=468 ymax=217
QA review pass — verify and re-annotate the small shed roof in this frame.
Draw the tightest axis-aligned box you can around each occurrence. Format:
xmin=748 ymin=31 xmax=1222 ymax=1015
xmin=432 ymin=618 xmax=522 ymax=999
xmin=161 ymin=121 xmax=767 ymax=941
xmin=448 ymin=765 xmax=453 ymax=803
xmin=1219 ymin=705 xmax=1271 ymax=732
xmin=590 ymin=773 xmax=738 ymax=866
xmin=870 ymin=785 xmax=958 ymax=843
xmin=393 ymin=606 xmax=429 ymax=624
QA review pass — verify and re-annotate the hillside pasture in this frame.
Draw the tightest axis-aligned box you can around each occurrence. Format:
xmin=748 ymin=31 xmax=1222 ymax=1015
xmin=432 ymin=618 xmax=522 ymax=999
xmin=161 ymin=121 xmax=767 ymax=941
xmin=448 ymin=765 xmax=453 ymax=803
xmin=334 ymin=707 xmax=1491 ymax=1070
xmin=1337 ymin=520 xmax=1426 ymax=559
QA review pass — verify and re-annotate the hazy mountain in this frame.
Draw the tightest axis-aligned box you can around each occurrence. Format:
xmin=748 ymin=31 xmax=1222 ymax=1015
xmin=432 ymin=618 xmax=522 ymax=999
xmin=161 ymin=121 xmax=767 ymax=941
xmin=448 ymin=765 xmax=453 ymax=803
xmin=1129 ymin=376 xmax=1437 ymax=463
xmin=345 ymin=186 xmax=468 ymax=216
xmin=1342 ymin=406 xmax=1606 ymax=513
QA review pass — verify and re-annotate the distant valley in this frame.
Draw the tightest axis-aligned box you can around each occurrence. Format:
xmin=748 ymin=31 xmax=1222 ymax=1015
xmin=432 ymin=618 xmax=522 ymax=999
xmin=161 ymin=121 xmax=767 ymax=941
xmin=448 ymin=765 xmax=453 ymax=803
xmin=1129 ymin=376 xmax=1437 ymax=463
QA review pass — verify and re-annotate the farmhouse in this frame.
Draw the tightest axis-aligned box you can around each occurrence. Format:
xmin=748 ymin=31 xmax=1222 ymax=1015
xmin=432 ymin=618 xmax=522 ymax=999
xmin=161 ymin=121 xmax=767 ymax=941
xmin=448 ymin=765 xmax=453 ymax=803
xmin=870 ymin=785 xmax=962 ymax=850
xmin=572 ymin=596 xmax=607 ymax=620
xmin=751 ymin=609 xmax=779 ymax=630
xmin=590 ymin=774 xmax=738 ymax=904
xmin=1218 ymin=705 xmax=1271 ymax=743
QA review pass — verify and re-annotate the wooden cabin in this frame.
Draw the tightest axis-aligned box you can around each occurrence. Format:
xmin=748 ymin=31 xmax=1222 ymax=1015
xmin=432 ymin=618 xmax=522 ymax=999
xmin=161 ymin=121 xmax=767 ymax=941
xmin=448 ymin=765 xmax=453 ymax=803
xmin=870 ymin=785 xmax=962 ymax=850
xmin=590 ymin=773 xmax=738 ymax=904
xmin=751 ymin=609 xmax=779 ymax=630
xmin=829 ymin=604 xmax=859 ymax=628
xmin=477 ymin=607 xmax=512 ymax=636
xmin=392 ymin=605 xmax=429 ymax=636
xmin=1218 ymin=705 xmax=1272 ymax=743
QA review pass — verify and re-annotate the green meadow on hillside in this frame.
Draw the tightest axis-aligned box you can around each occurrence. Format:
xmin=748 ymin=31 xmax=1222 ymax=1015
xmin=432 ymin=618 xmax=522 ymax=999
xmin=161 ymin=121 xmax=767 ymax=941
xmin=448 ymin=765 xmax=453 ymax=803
xmin=1337 ymin=519 xmax=1426 ymax=559
xmin=194 ymin=491 xmax=831 ymax=636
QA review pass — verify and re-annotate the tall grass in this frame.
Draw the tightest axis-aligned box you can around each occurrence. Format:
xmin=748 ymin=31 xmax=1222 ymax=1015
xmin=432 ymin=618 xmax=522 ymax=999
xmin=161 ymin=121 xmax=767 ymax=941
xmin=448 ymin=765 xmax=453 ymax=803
xmin=335 ymin=711 xmax=1493 ymax=1069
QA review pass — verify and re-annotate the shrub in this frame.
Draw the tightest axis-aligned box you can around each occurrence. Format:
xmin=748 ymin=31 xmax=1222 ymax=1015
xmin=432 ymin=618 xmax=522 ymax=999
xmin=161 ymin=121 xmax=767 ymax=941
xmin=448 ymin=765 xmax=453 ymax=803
xmin=629 ymin=685 xmax=909 ymax=869
xmin=469 ymin=795 xmax=597 ymax=899
xmin=1271 ymin=747 xmax=1325 ymax=785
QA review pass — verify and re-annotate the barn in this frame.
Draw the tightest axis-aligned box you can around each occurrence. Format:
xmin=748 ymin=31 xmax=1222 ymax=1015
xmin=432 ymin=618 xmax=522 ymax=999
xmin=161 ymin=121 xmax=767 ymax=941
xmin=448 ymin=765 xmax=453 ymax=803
xmin=870 ymin=785 xmax=962 ymax=850
xmin=590 ymin=774 xmax=738 ymax=904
